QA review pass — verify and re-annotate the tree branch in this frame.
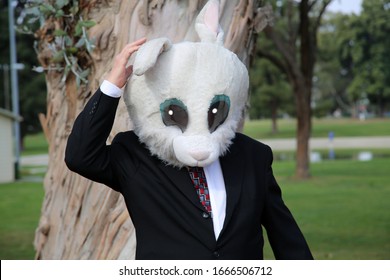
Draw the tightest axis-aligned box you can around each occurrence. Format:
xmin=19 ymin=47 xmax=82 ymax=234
xmin=299 ymin=0 xmax=312 ymax=85
xmin=287 ymin=0 xmax=297 ymax=52
xmin=310 ymin=0 xmax=332 ymax=75
xmin=308 ymin=0 xmax=318 ymax=12
xmin=256 ymin=49 xmax=289 ymax=76
xmin=313 ymin=0 xmax=332 ymax=34
xmin=263 ymin=25 xmax=296 ymax=69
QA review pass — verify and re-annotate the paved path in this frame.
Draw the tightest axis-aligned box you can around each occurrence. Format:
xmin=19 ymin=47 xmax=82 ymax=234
xmin=21 ymin=154 xmax=49 ymax=166
xmin=260 ymin=136 xmax=390 ymax=151
xmin=20 ymin=136 xmax=390 ymax=166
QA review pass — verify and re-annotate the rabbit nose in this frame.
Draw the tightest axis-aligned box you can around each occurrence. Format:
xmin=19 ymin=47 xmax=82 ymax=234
xmin=190 ymin=151 xmax=211 ymax=161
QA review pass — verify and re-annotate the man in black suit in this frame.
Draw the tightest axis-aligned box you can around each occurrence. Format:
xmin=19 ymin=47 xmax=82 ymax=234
xmin=65 ymin=38 xmax=313 ymax=260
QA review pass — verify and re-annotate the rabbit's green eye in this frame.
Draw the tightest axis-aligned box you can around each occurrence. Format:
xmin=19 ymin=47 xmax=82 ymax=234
xmin=160 ymin=98 xmax=188 ymax=132
xmin=208 ymin=95 xmax=230 ymax=133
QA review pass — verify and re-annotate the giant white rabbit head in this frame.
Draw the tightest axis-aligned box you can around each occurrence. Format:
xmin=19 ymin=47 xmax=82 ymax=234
xmin=124 ymin=0 xmax=249 ymax=168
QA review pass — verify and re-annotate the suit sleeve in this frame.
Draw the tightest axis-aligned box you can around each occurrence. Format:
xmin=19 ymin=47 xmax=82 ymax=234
xmin=65 ymin=89 xmax=121 ymax=191
xmin=262 ymin=146 xmax=313 ymax=260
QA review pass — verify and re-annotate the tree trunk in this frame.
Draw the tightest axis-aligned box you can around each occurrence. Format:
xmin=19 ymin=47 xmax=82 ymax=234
xmin=271 ymin=103 xmax=278 ymax=134
xmin=295 ymin=0 xmax=313 ymax=179
xmin=294 ymin=80 xmax=311 ymax=179
xmin=34 ymin=0 xmax=264 ymax=260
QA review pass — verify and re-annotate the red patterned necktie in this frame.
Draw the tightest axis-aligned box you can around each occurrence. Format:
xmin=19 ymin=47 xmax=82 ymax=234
xmin=188 ymin=166 xmax=212 ymax=214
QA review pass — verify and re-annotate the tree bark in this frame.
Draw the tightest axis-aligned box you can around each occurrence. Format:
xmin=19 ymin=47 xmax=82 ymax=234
xmin=294 ymin=79 xmax=311 ymax=178
xmin=271 ymin=103 xmax=278 ymax=134
xmin=34 ymin=0 xmax=264 ymax=259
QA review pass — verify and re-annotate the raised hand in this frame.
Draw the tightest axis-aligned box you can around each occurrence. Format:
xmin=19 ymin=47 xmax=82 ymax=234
xmin=106 ymin=37 xmax=147 ymax=88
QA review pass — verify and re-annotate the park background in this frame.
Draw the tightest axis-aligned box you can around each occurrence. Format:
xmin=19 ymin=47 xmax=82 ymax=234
xmin=0 ymin=0 xmax=389 ymax=259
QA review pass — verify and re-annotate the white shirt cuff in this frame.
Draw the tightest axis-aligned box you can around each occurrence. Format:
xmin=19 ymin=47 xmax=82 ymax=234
xmin=100 ymin=80 xmax=123 ymax=98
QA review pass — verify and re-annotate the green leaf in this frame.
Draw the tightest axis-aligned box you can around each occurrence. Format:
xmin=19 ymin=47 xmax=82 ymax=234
xmin=39 ymin=3 xmax=56 ymax=15
xmin=66 ymin=47 xmax=78 ymax=54
xmin=79 ymin=68 xmax=91 ymax=79
xmin=64 ymin=36 xmax=73 ymax=47
xmin=62 ymin=65 xmax=71 ymax=83
xmin=53 ymin=29 xmax=67 ymax=36
xmin=27 ymin=16 xmax=40 ymax=25
xmin=69 ymin=5 xmax=79 ymax=14
xmin=55 ymin=9 xmax=65 ymax=18
xmin=74 ymin=20 xmax=96 ymax=36
xmin=80 ymin=20 xmax=96 ymax=28
xmin=86 ymin=40 xmax=95 ymax=54
xmin=24 ymin=7 xmax=40 ymax=16
xmin=51 ymin=50 xmax=65 ymax=63
xmin=55 ymin=0 xmax=70 ymax=9
xmin=76 ymin=75 xmax=81 ymax=87
xmin=74 ymin=23 xmax=82 ymax=37
xmin=75 ymin=37 xmax=86 ymax=48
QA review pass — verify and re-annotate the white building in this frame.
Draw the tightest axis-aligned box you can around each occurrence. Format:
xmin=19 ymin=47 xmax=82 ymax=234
xmin=0 ymin=108 xmax=22 ymax=183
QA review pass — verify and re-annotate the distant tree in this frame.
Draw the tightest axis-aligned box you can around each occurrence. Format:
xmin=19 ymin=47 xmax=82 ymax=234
xmin=0 ymin=1 xmax=46 ymax=145
xmin=315 ymin=12 xmax=356 ymax=117
xmin=345 ymin=0 xmax=390 ymax=117
xmin=256 ymin=0 xmax=332 ymax=179
xmin=249 ymin=58 xmax=293 ymax=134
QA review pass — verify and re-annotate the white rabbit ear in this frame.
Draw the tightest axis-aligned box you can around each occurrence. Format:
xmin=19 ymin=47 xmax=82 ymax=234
xmin=195 ymin=0 xmax=224 ymax=45
xmin=133 ymin=37 xmax=172 ymax=76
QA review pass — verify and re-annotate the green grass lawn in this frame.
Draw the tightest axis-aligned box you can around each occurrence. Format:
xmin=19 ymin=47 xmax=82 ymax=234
xmin=244 ymin=118 xmax=390 ymax=139
xmin=272 ymin=148 xmax=390 ymax=162
xmin=262 ymin=158 xmax=390 ymax=260
xmin=21 ymin=133 xmax=48 ymax=156
xmin=1 ymin=158 xmax=389 ymax=259
xmin=0 ymin=181 xmax=44 ymax=260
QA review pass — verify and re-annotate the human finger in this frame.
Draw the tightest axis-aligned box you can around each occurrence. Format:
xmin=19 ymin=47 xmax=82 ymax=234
xmin=129 ymin=37 xmax=147 ymax=47
xmin=117 ymin=38 xmax=147 ymax=66
xmin=106 ymin=38 xmax=146 ymax=87
xmin=123 ymin=38 xmax=146 ymax=58
xmin=125 ymin=65 xmax=133 ymax=78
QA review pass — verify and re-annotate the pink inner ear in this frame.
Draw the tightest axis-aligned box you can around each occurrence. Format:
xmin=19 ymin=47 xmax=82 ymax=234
xmin=204 ymin=2 xmax=219 ymax=36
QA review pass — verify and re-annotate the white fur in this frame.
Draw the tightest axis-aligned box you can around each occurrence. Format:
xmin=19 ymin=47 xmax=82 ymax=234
xmin=195 ymin=0 xmax=224 ymax=45
xmin=124 ymin=0 xmax=249 ymax=168
xmin=133 ymin=38 xmax=172 ymax=76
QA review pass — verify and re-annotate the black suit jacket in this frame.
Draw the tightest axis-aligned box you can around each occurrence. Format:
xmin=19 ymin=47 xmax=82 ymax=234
xmin=65 ymin=89 xmax=313 ymax=260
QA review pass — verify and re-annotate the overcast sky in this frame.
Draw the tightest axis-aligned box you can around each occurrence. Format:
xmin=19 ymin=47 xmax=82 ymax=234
xmin=327 ymin=0 xmax=363 ymax=14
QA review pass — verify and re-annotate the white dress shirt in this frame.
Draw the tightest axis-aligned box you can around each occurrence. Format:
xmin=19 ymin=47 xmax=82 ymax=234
xmin=203 ymin=159 xmax=226 ymax=239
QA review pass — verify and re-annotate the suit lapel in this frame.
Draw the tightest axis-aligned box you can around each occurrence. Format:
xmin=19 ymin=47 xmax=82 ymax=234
xmin=157 ymin=163 xmax=206 ymax=212
xmin=157 ymin=162 xmax=216 ymax=249
xmin=219 ymin=137 xmax=245 ymax=238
